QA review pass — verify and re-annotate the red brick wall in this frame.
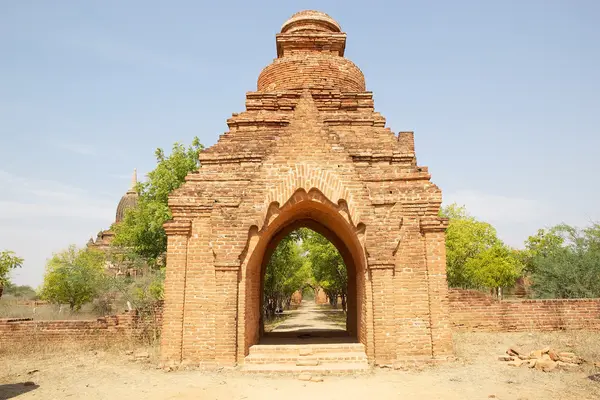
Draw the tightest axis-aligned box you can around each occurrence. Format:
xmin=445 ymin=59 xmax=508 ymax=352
xmin=449 ymin=289 xmax=600 ymax=331
xmin=0 ymin=311 xmax=145 ymax=346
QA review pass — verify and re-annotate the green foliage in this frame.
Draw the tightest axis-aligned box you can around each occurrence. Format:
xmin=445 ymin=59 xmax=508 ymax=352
xmin=441 ymin=204 xmax=522 ymax=290
xmin=529 ymin=223 xmax=600 ymax=298
xmin=0 ymin=250 xmax=24 ymax=287
xmin=40 ymin=245 xmax=107 ymax=311
xmin=521 ymin=224 xmax=570 ymax=274
xmin=3 ymin=282 xmax=37 ymax=299
xmin=105 ymin=271 xmax=165 ymax=309
xmin=302 ymin=228 xmax=347 ymax=309
xmin=112 ymin=138 xmax=203 ymax=265
xmin=302 ymin=286 xmax=315 ymax=300
xmin=263 ymin=233 xmax=307 ymax=317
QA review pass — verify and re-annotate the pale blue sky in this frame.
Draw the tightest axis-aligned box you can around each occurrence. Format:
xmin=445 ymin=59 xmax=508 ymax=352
xmin=1 ymin=1 xmax=599 ymax=287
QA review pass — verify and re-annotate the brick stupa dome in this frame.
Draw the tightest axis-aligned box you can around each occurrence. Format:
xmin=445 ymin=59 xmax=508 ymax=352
xmin=280 ymin=10 xmax=341 ymax=33
xmin=115 ymin=169 xmax=139 ymax=223
xmin=257 ymin=10 xmax=365 ymax=92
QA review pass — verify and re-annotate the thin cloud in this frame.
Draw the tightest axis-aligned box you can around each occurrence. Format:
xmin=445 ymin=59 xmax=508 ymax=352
xmin=0 ymin=170 xmax=116 ymax=286
xmin=0 ymin=201 xmax=113 ymax=220
xmin=0 ymin=169 xmax=113 ymax=221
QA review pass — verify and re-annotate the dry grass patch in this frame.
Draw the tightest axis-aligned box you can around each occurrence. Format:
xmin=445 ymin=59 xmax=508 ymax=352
xmin=0 ymin=299 xmax=102 ymax=320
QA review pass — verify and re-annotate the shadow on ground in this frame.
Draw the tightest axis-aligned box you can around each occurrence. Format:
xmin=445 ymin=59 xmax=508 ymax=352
xmin=261 ymin=330 xmax=357 ymax=344
xmin=0 ymin=382 xmax=39 ymax=399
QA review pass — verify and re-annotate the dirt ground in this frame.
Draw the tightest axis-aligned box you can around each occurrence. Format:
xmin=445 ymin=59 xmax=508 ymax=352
xmin=271 ymin=301 xmax=346 ymax=333
xmin=1 ymin=331 xmax=599 ymax=400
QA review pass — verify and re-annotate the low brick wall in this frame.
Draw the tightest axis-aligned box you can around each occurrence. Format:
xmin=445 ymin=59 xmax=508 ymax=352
xmin=0 ymin=301 xmax=164 ymax=346
xmin=0 ymin=312 xmax=141 ymax=346
xmin=4 ymin=293 xmax=598 ymax=347
xmin=449 ymin=289 xmax=600 ymax=331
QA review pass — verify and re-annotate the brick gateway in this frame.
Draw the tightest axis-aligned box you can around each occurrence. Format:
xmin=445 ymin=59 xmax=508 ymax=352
xmin=160 ymin=10 xmax=453 ymax=367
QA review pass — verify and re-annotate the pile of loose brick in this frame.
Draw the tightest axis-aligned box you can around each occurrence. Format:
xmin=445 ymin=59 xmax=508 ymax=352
xmin=498 ymin=346 xmax=584 ymax=372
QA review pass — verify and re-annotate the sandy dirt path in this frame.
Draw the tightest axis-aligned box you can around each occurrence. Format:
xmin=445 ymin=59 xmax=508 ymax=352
xmin=271 ymin=300 xmax=345 ymax=333
xmin=1 ymin=331 xmax=599 ymax=400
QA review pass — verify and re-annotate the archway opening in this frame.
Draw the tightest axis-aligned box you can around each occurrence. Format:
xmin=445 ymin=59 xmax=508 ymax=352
xmin=261 ymin=227 xmax=350 ymax=342
xmin=240 ymin=190 xmax=368 ymax=355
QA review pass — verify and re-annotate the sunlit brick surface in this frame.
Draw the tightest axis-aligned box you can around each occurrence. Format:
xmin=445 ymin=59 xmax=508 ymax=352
xmin=161 ymin=10 xmax=452 ymax=367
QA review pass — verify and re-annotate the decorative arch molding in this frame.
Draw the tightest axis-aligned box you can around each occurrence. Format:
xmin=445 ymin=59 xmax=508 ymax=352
xmin=238 ymin=184 xmax=370 ymax=356
xmin=256 ymin=187 xmax=364 ymax=240
xmin=259 ymin=164 xmax=363 ymax=230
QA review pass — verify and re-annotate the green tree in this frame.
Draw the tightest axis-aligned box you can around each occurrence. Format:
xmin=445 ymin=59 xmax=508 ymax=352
xmin=100 ymin=270 xmax=165 ymax=341
xmin=521 ymin=224 xmax=570 ymax=274
xmin=441 ymin=204 xmax=522 ymax=292
xmin=3 ymin=282 xmax=37 ymax=299
xmin=302 ymin=229 xmax=348 ymax=310
xmin=285 ymin=261 xmax=312 ymax=304
xmin=529 ymin=223 xmax=600 ymax=298
xmin=40 ymin=246 xmax=107 ymax=311
xmin=263 ymin=233 xmax=306 ymax=319
xmin=0 ymin=250 xmax=24 ymax=298
xmin=112 ymin=138 xmax=204 ymax=265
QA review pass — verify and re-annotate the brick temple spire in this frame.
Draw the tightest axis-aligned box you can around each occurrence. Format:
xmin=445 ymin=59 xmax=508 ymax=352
xmin=258 ymin=10 xmax=364 ymax=92
xmin=116 ymin=168 xmax=139 ymax=223
xmin=161 ymin=10 xmax=453 ymax=368
xmin=128 ymin=168 xmax=137 ymax=194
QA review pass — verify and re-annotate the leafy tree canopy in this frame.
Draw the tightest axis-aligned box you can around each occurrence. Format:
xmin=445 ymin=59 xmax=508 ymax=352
xmin=300 ymin=228 xmax=348 ymax=309
xmin=263 ymin=233 xmax=307 ymax=317
xmin=441 ymin=204 xmax=522 ymax=289
xmin=521 ymin=224 xmax=571 ymax=274
xmin=3 ymin=282 xmax=37 ymax=299
xmin=529 ymin=223 xmax=600 ymax=298
xmin=40 ymin=245 xmax=107 ymax=311
xmin=301 ymin=229 xmax=347 ymax=299
xmin=112 ymin=138 xmax=203 ymax=264
xmin=0 ymin=250 xmax=24 ymax=287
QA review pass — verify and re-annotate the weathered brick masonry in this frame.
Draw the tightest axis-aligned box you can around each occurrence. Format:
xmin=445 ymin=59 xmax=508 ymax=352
xmin=160 ymin=10 xmax=453 ymax=367
xmin=449 ymin=289 xmax=600 ymax=331
xmin=4 ymin=292 xmax=597 ymax=348
xmin=0 ymin=312 xmax=137 ymax=345
xmin=0 ymin=304 xmax=163 ymax=346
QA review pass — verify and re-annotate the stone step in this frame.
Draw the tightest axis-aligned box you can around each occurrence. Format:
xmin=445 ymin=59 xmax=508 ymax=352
xmin=244 ymin=352 xmax=368 ymax=365
xmin=242 ymin=362 xmax=371 ymax=375
xmin=248 ymin=343 xmax=365 ymax=356
xmin=296 ymin=358 xmax=319 ymax=367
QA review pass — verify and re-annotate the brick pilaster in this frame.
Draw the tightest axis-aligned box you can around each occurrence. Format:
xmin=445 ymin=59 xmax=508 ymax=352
xmin=182 ymin=216 xmax=215 ymax=364
xmin=421 ymin=217 xmax=453 ymax=358
xmin=370 ymin=265 xmax=395 ymax=366
xmin=394 ymin=221 xmax=433 ymax=362
xmin=160 ymin=220 xmax=191 ymax=364
xmin=215 ymin=266 xmax=239 ymax=366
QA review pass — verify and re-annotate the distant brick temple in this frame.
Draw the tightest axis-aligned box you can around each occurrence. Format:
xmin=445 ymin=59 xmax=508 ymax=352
xmin=161 ymin=10 xmax=452 ymax=367
xmin=87 ymin=169 xmax=139 ymax=276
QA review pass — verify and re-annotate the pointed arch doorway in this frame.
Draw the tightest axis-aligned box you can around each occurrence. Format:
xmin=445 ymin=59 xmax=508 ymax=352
xmin=238 ymin=189 xmax=370 ymax=361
